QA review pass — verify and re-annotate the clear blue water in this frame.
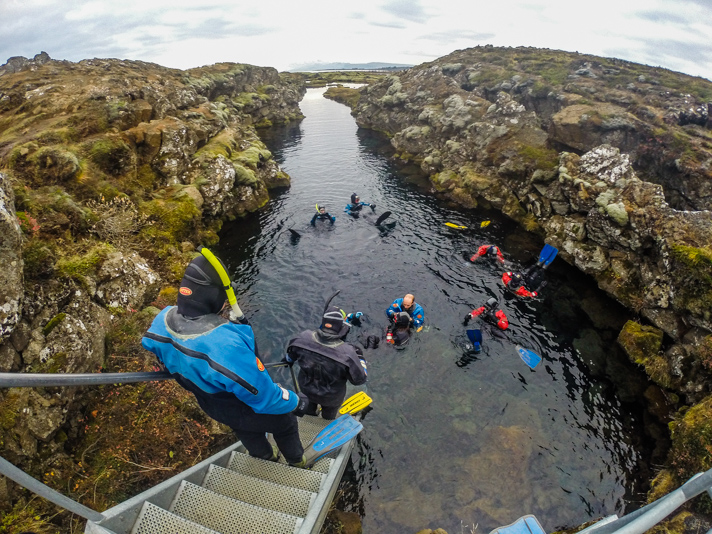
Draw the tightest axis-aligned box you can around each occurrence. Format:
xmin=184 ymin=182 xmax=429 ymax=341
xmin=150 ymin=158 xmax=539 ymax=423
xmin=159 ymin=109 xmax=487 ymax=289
xmin=216 ymin=88 xmax=663 ymax=533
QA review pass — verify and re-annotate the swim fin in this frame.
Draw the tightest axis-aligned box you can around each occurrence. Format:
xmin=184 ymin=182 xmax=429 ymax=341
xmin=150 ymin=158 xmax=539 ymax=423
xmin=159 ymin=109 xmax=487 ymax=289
xmin=303 ymin=414 xmax=363 ymax=466
xmin=375 ymin=211 xmax=392 ymax=226
xmin=339 ymin=391 xmax=372 ymax=415
xmin=537 ymin=244 xmax=558 ymax=268
xmin=445 ymin=222 xmax=467 ymax=229
xmin=516 ymin=345 xmax=542 ymax=369
xmin=466 ymin=329 xmax=483 ymax=353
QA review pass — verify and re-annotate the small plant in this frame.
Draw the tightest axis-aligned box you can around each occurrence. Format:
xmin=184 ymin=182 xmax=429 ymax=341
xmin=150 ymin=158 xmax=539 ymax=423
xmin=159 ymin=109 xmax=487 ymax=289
xmin=87 ymin=195 xmax=151 ymax=247
xmin=16 ymin=211 xmax=40 ymax=237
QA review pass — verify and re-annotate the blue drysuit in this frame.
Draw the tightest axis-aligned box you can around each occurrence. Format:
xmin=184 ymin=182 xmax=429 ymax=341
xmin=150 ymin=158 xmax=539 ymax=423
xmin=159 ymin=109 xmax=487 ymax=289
xmin=386 ymin=298 xmax=425 ymax=328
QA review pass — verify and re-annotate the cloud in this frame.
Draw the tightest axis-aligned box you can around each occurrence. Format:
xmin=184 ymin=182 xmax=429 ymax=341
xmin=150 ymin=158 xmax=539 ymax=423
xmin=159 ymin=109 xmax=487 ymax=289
xmin=380 ymin=0 xmax=427 ymax=23
xmin=368 ymin=20 xmax=407 ymax=29
xmin=635 ymin=10 xmax=689 ymax=24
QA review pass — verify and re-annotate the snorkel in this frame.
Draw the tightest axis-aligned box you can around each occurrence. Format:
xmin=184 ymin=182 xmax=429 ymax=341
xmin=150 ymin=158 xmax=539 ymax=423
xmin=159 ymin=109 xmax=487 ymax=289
xmin=199 ymin=247 xmax=245 ymax=322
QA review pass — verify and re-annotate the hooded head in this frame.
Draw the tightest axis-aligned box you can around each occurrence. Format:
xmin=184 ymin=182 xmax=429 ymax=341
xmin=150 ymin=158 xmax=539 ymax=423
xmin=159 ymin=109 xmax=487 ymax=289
xmin=486 ymin=246 xmax=498 ymax=257
xmin=319 ymin=205 xmax=327 ymax=214
xmin=508 ymin=273 xmax=523 ymax=290
xmin=351 ymin=193 xmax=359 ymax=204
xmin=485 ymin=297 xmax=498 ymax=310
xmin=177 ymin=255 xmax=227 ymax=318
xmin=321 ymin=305 xmax=350 ymax=338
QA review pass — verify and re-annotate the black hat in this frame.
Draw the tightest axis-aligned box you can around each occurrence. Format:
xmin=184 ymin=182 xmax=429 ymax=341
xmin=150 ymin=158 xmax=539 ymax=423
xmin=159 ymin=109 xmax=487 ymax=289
xmin=177 ymin=255 xmax=227 ymax=318
xmin=486 ymin=297 xmax=498 ymax=309
xmin=321 ymin=306 xmax=350 ymax=337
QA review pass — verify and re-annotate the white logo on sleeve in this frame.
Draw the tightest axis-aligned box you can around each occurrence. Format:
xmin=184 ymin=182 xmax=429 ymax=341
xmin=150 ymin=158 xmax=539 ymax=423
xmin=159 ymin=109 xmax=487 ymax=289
xmin=280 ymin=387 xmax=290 ymax=401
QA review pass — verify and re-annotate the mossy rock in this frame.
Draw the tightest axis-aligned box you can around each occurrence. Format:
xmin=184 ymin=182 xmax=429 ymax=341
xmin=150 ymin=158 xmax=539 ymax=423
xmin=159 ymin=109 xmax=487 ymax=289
xmin=42 ymin=313 xmax=67 ymax=336
xmin=669 ymin=394 xmax=712 ymax=481
xmin=56 ymin=243 xmax=114 ymax=282
xmin=617 ymin=320 xmax=664 ymax=365
xmin=28 ymin=146 xmax=81 ymax=183
xmin=87 ymin=137 xmax=133 ymax=176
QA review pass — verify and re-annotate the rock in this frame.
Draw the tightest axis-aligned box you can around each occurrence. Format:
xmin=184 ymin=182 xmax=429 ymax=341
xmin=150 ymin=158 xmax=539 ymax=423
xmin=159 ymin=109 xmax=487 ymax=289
xmin=95 ymin=250 xmax=161 ymax=310
xmin=0 ymin=173 xmax=23 ymax=342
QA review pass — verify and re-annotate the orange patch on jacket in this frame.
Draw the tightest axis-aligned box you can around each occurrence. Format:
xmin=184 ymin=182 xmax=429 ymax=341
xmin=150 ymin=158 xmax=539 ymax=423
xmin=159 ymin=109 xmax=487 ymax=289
xmin=256 ymin=357 xmax=265 ymax=371
xmin=179 ymin=287 xmax=192 ymax=296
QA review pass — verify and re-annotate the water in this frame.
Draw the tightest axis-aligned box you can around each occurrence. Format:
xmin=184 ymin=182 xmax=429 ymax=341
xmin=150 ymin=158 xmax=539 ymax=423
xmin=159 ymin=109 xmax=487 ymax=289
xmin=216 ymin=88 xmax=663 ymax=533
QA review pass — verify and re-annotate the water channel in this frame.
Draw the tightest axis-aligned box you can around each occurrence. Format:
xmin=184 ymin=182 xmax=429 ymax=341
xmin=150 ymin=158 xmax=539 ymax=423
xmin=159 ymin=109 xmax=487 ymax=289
xmin=216 ymin=87 xmax=666 ymax=533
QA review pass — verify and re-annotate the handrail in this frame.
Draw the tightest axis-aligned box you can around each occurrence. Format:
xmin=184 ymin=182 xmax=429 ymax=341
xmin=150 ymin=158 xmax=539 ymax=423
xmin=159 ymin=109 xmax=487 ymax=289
xmin=0 ymin=361 xmax=297 ymax=524
xmin=0 ymin=455 xmax=104 ymax=522
xmin=0 ymin=363 xmax=293 ymax=389
xmin=0 ymin=371 xmax=172 ymax=388
xmin=582 ymin=469 xmax=712 ymax=534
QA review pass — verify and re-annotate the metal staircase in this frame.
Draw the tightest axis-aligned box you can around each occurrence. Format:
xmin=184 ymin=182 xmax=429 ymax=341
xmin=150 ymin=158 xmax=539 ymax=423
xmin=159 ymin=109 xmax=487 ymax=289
xmin=85 ymin=414 xmax=352 ymax=534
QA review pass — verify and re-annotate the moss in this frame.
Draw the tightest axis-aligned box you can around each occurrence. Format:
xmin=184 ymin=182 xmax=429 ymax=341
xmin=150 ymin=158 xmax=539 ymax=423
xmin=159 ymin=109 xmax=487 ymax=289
xmin=669 ymin=394 xmax=712 ymax=483
xmin=194 ymin=130 xmax=238 ymax=160
xmin=28 ymin=145 xmax=82 ymax=184
xmin=139 ymin=195 xmax=201 ymax=244
xmin=233 ymin=163 xmax=258 ymax=186
xmin=22 ymin=239 xmax=57 ymax=279
xmin=55 ymin=242 xmax=114 ymax=282
xmin=518 ymin=144 xmax=559 ymax=170
xmin=233 ymin=146 xmax=270 ymax=170
xmin=647 ymin=469 xmax=678 ymax=503
xmin=618 ymin=320 xmax=664 ymax=365
xmin=647 ymin=511 xmax=694 ymax=534
xmin=670 ymin=244 xmax=712 ymax=285
xmin=323 ymin=86 xmax=361 ymax=109
xmin=0 ymin=391 xmax=22 ymax=430
xmin=42 ymin=313 xmax=67 ymax=336
xmin=88 ymin=137 xmax=133 ymax=175
xmin=254 ymin=118 xmax=273 ymax=128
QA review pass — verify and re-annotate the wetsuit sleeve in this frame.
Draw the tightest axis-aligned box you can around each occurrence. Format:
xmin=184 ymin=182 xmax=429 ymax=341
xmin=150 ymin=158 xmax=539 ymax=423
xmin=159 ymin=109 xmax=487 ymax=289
xmin=386 ymin=300 xmax=400 ymax=318
xmin=328 ymin=213 xmax=335 ymax=223
xmin=412 ymin=304 xmax=424 ymax=328
xmin=471 ymin=306 xmax=486 ymax=317
xmin=346 ymin=346 xmax=368 ymax=386
xmin=311 ymin=213 xmax=318 ymax=226
xmin=496 ymin=249 xmax=505 ymax=263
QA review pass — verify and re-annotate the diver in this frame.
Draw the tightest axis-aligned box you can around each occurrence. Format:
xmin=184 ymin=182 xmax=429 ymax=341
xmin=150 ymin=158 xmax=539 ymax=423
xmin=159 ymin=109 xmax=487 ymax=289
xmin=503 ymin=244 xmax=557 ymax=298
xmin=469 ymin=244 xmax=505 ymax=264
xmin=385 ymin=293 xmax=425 ymax=345
xmin=284 ymin=306 xmax=368 ymax=419
xmin=464 ymin=297 xmax=509 ymax=330
xmin=311 ymin=204 xmax=335 ymax=226
xmin=345 ymin=193 xmax=375 ymax=217
xmin=142 ymin=249 xmax=310 ymax=467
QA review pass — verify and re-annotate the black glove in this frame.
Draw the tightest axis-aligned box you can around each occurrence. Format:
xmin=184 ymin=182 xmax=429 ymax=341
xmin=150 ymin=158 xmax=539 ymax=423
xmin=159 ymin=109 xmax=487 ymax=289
xmin=463 ymin=313 xmax=471 ymax=326
xmin=280 ymin=354 xmax=295 ymax=367
xmin=293 ymin=392 xmax=309 ymax=417
xmin=370 ymin=204 xmax=376 ymax=210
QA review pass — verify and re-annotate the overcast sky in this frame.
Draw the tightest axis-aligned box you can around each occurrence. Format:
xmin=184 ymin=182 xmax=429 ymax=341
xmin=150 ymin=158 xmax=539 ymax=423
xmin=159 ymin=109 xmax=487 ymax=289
xmin=2 ymin=0 xmax=712 ymax=81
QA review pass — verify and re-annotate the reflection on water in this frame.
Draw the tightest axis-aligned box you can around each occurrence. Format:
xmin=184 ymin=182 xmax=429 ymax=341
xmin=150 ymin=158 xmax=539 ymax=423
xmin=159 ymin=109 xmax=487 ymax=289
xmin=216 ymin=88 xmax=664 ymax=533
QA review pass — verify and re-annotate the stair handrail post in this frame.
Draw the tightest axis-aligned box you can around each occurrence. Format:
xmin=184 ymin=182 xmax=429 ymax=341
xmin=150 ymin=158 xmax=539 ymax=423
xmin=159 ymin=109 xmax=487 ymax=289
xmin=0 ymin=371 xmax=172 ymax=388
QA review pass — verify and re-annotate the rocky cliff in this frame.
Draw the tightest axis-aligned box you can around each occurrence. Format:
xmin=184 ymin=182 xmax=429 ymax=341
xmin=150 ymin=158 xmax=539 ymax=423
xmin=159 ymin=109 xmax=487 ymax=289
xmin=352 ymin=45 xmax=712 ymax=519
xmin=0 ymin=52 xmax=305 ymax=523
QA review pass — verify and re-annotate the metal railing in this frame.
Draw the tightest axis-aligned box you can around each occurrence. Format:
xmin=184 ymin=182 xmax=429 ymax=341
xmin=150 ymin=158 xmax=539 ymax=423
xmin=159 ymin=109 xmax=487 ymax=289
xmin=579 ymin=468 xmax=712 ymax=534
xmin=0 ymin=362 xmax=293 ymax=521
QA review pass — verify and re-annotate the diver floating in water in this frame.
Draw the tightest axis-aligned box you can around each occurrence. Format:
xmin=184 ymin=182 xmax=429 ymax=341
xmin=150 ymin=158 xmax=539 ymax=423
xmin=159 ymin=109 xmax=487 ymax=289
xmin=469 ymin=244 xmax=505 ymax=264
xmin=385 ymin=293 xmax=424 ymax=346
xmin=311 ymin=204 xmax=335 ymax=226
xmin=464 ymin=297 xmax=509 ymax=330
xmin=502 ymin=244 xmax=558 ymax=298
xmin=345 ymin=193 xmax=375 ymax=217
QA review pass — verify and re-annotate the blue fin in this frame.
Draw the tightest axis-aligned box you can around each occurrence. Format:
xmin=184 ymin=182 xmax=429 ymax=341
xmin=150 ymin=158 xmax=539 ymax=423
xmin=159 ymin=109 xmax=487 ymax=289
xmin=538 ymin=244 xmax=558 ymax=267
xmin=516 ymin=345 xmax=542 ymax=369
xmin=304 ymin=414 xmax=363 ymax=465
xmin=489 ymin=515 xmax=546 ymax=534
xmin=466 ymin=329 xmax=482 ymax=345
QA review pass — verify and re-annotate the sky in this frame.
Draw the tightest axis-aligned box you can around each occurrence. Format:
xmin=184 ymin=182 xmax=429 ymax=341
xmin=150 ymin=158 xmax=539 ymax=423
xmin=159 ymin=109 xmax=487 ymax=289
xmin=2 ymin=0 xmax=712 ymax=81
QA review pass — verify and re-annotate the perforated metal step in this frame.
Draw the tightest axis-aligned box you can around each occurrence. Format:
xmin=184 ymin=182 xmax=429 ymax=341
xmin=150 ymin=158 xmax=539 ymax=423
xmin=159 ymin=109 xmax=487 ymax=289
xmin=130 ymin=502 xmax=219 ymax=534
xmin=203 ymin=464 xmax=316 ymax=517
xmin=227 ymin=451 xmax=325 ymax=493
xmin=170 ymin=481 xmax=303 ymax=534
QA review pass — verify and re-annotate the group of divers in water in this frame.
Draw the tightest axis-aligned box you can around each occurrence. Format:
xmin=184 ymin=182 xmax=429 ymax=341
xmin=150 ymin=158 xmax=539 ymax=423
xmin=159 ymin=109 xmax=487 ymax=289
xmin=140 ymin=192 xmax=558 ymax=469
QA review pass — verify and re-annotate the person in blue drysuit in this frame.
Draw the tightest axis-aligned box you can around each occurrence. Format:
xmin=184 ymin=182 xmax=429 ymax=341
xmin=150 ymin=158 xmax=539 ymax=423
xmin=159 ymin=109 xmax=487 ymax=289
xmin=344 ymin=193 xmax=375 ymax=216
xmin=311 ymin=205 xmax=335 ymax=225
xmin=385 ymin=293 xmax=424 ymax=345
xmin=142 ymin=254 xmax=310 ymax=467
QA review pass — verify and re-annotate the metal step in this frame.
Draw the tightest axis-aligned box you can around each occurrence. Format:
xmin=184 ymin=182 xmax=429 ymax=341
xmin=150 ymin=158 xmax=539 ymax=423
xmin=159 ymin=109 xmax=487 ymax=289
xmin=130 ymin=502 xmax=220 ymax=534
xmin=170 ymin=481 xmax=303 ymax=534
xmin=203 ymin=464 xmax=316 ymax=517
xmin=227 ymin=451 xmax=326 ymax=493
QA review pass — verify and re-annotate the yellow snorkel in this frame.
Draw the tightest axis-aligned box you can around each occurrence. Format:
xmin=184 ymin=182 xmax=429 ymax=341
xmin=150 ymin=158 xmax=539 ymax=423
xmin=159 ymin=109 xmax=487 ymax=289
xmin=199 ymin=247 xmax=244 ymax=321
